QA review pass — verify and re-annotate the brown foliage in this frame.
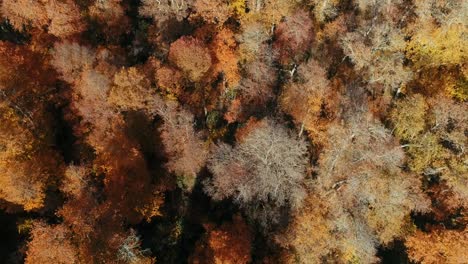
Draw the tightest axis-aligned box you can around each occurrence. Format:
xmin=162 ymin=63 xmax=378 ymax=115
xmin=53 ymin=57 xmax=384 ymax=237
xmin=89 ymin=0 xmax=127 ymax=27
xmin=1 ymin=0 xmax=84 ymax=37
xmin=44 ymin=0 xmax=84 ymax=38
xmin=71 ymin=69 xmax=120 ymax=151
xmin=169 ymin=36 xmax=213 ymax=82
xmin=158 ymin=101 xmax=208 ymax=191
xmin=280 ymin=59 xmax=338 ymax=145
xmin=390 ymin=95 xmax=468 ymax=203
xmin=234 ymin=58 xmax=277 ymax=118
xmin=1 ymin=0 xmax=49 ymax=31
xmin=51 ymin=41 xmax=96 ymax=83
xmin=140 ymin=0 xmax=192 ymax=23
xmin=273 ymin=10 xmax=314 ymax=64
xmin=61 ymin=165 xmax=87 ymax=198
xmin=192 ymin=0 xmax=231 ymax=24
xmin=278 ymin=193 xmax=334 ymax=263
xmin=156 ymin=65 xmax=186 ymax=96
xmin=0 ymin=43 xmax=62 ymax=210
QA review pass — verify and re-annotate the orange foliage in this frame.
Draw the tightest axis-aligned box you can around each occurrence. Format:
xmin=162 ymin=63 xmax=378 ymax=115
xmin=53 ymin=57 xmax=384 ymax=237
xmin=278 ymin=193 xmax=334 ymax=263
xmin=25 ymin=222 xmax=79 ymax=264
xmin=1 ymin=0 xmax=49 ymax=31
xmin=108 ymin=67 xmax=161 ymax=115
xmin=406 ymin=228 xmax=468 ymax=264
xmin=211 ymin=28 xmax=241 ymax=88
xmin=156 ymin=65 xmax=186 ymax=96
xmin=0 ymin=42 xmax=62 ymax=211
xmin=280 ymin=59 xmax=338 ymax=145
xmin=1 ymin=0 xmax=84 ymax=37
xmin=44 ymin=0 xmax=84 ymax=38
xmin=191 ymin=215 xmax=252 ymax=264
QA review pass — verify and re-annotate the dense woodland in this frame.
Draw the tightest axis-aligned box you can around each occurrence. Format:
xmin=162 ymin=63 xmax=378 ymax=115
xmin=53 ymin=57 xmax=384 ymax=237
xmin=0 ymin=0 xmax=466 ymax=263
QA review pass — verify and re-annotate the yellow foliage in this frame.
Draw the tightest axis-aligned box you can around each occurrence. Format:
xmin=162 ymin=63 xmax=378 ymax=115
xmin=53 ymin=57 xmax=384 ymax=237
xmin=390 ymin=94 xmax=428 ymax=141
xmin=136 ymin=191 xmax=164 ymax=222
xmin=17 ymin=219 xmax=34 ymax=234
xmin=407 ymin=133 xmax=446 ymax=173
xmin=0 ymin=105 xmax=47 ymax=210
xmin=230 ymin=0 xmax=246 ymax=16
xmin=407 ymin=23 xmax=467 ymax=66
xmin=443 ymin=156 xmax=468 ymax=202
xmin=239 ymin=0 xmax=299 ymax=26
xmin=447 ymin=77 xmax=468 ymax=101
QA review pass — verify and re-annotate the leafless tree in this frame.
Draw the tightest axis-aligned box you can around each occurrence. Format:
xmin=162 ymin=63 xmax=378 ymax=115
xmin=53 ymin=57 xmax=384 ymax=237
xmin=205 ymin=118 xmax=309 ymax=209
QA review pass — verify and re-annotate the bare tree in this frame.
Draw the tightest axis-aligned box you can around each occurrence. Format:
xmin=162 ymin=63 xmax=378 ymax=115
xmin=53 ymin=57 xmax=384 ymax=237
xmin=117 ymin=229 xmax=153 ymax=264
xmin=205 ymin=118 xmax=309 ymax=209
xmin=158 ymin=101 xmax=208 ymax=191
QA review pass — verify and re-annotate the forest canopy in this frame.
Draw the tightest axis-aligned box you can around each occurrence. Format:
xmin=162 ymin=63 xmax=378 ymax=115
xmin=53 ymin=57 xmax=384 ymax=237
xmin=0 ymin=0 xmax=466 ymax=263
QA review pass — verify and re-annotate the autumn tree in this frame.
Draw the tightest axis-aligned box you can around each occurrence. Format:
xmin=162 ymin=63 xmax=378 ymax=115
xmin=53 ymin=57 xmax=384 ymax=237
xmin=277 ymin=193 xmax=335 ymax=263
xmin=286 ymin=113 xmax=430 ymax=262
xmin=0 ymin=42 xmax=61 ymax=211
xmin=309 ymin=0 xmax=339 ymax=23
xmin=191 ymin=215 xmax=252 ymax=264
xmin=205 ymin=118 xmax=309 ymax=224
xmin=156 ymin=65 xmax=186 ymax=97
xmin=108 ymin=67 xmax=162 ymax=115
xmin=51 ymin=41 xmax=96 ymax=83
xmin=341 ymin=23 xmax=412 ymax=95
xmin=168 ymin=36 xmax=213 ymax=82
xmin=108 ymin=67 xmax=207 ymax=191
xmin=117 ymin=230 xmax=154 ymax=264
xmin=211 ymin=28 xmax=241 ymax=89
xmin=405 ymin=227 xmax=468 ymax=264
xmin=280 ymin=59 xmax=338 ymax=144
xmin=318 ymin=113 xmax=429 ymax=234
xmin=273 ymin=10 xmax=314 ymax=64
xmin=236 ymin=22 xmax=271 ymax=62
xmin=1 ymin=0 xmax=84 ymax=38
xmin=25 ymin=222 xmax=79 ymax=264
xmin=192 ymin=0 xmax=231 ymax=25
xmin=390 ymin=94 xmax=428 ymax=141
xmin=229 ymin=57 xmax=277 ymax=122
xmin=44 ymin=0 xmax=85 ymax=38
xmin=407 ymin=0 xmax=467 ymax=67
xmin=157 ymin=100 xmax=208 ymax=191
xmin=0 ymin=105 xmax=60 ymax=210
xmin=1 ymin=0 xmax=49 ymax=31
xmin=88 ymin=0 xmax=129 ymax=37
xmin=242 ymin=0 xmax=300 ymax=26
xmin=391 ymin=95 xmax=467 ymax=203
xmin=71 ymin=69 xmax=121 ymax=151
xmin=61 ymin=165 xmax=87 ymax=198
xmin=140 ymin=0 xmax=192 ymax=24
